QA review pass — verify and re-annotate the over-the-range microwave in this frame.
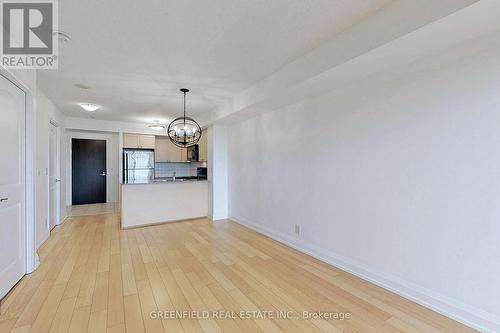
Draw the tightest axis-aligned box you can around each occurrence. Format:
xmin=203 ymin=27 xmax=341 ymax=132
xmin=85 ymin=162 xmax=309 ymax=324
xmin=187 ymin=144 xmax=199 ymax=161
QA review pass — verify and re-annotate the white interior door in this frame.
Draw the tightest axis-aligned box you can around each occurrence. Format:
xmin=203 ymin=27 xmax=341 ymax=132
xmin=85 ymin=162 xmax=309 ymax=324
xmin=0 ymin=74 xmax=26 ymax=299
xmin=49 ymin=123 xmax=59 ymax=230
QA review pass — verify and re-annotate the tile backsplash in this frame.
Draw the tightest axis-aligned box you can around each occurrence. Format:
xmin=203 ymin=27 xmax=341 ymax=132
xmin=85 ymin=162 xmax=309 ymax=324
xmin=155 ymin=161 xmax=207 ymax=178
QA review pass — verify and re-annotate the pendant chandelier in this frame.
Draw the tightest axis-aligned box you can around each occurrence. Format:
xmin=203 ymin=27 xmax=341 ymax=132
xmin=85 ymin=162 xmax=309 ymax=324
xmin=167 ymin=88 xmax=202 ymax=148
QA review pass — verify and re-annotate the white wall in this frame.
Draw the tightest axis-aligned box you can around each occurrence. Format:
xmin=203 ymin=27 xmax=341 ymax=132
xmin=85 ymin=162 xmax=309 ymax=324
xmin=35 ymin=88 xmax=65 ymax=248
xmin=66 ymin=130 xmax=120 ymax=205
xmin=208 ymin=125 xmax=228 ymax=220
xmin=227 ymin=32 xmax=500 ymax=331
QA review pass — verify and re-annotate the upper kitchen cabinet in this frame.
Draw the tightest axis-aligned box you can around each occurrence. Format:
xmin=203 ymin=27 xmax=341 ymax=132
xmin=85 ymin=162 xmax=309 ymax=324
xmin=140 ymin=135 xmax=156 ymax=149
xmin=180 ymin=147 xmax=188 ymax=162
xmin=123 ymin=134 xmax=156 ymax=149
xmin=155 ymin=131 xmax=206 ymax=163
xmin=198 ymin=129 xmax=208 ymax=161
xmin=155 ymin=136 xmax=186 ymax=162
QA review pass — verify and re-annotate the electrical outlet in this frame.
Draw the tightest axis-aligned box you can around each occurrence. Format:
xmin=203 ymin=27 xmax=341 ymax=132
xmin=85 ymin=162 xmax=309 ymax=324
xmin=294 ymin=224 xmax=301 ymax=236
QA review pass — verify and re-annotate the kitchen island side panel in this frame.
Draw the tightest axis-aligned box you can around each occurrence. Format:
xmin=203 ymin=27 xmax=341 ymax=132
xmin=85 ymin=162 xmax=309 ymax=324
xmin=121 ymin=181 xmax=208 ymax=228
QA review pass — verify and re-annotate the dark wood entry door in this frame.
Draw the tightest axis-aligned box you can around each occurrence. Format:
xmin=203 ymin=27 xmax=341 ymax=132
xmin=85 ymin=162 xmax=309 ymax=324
xmin=72 ymin=139 xmax=106 ymax=205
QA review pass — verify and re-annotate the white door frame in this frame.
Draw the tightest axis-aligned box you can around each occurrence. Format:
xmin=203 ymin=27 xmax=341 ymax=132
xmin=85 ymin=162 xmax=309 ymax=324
xmin=48 ymin=120 xmax=60 ymax=229
xmin=0 ymin=68 xmax=38 ymax=273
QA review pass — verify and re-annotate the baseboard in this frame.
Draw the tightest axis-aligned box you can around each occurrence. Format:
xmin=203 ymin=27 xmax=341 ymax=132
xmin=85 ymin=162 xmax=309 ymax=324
xmin=59 ymin=214 xmax=69 ymax=225
xmin=230 ymin=215 xmax=500 ymax=333
xmin=121 ymin=216 xmax=207 ymax=230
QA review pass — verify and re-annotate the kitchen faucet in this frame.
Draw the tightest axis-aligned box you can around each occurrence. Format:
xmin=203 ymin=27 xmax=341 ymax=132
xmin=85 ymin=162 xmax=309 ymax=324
xmin=173 ymin=171 xmax=176 ymax=181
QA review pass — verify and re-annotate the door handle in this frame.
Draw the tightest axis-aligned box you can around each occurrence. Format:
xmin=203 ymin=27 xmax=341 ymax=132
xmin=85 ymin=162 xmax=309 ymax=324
xmin=0 ymin=198 xmax=8 ymax=202
xmin=100 ymin=172 xmax=106 ymax=176
xmin=55 ymin=179 xmax=61 ymax=182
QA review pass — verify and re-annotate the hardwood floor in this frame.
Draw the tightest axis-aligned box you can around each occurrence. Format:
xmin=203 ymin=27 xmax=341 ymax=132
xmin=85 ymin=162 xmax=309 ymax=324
xmin=68 ymin=203 xmax=119 ymax=217
xmin=0 ymin=213 xmax=476 ymax=333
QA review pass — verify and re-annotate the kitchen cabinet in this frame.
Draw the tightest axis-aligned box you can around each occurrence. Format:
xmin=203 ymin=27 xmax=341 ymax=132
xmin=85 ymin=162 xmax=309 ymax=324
xmin=180 ymin=147 xmax=188 ymax=162
xmin=123 ymin=134 xmax=139 ymax=148
xmin=155 ymin=133 xmax=205 ymax=163
xmin=155 ymin=136 xmax=186 ymax=162
xmin=123 ymin=134 xmax=156 ymax=149
xmin=139 ymin=135 xmax=156 ymax=149
xmin=198 ymin=129 xmax=208 ymax=161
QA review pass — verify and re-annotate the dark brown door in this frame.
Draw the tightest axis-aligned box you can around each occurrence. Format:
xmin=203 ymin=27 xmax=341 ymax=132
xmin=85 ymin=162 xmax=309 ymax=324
xmin=72 ymin=139 xmax=106 ymax=205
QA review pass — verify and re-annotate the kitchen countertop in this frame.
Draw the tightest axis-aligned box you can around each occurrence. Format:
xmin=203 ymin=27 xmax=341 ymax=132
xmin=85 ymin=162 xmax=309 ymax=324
xmin=122 ymin=177 xmax=207 ymax=185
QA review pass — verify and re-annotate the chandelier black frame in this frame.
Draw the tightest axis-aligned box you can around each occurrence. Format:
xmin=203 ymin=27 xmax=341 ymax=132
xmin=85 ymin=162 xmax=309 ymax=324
xmin=167 ymin=88 xmax=202 ymax=148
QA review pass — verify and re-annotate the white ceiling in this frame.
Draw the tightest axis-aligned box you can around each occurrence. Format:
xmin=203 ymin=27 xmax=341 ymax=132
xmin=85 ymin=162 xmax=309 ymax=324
xmin=37 ymin=0 xmax=393 ymax=124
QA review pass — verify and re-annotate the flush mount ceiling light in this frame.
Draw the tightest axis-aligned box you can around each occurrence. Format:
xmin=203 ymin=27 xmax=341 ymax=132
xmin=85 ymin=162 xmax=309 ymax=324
xmin=74 ymin=83 xmax=90 ymax=90
xmin=148 ymin=120 xmax=165 ymax=131
xmin=79 ymin=103 xmax=100 ymax=112
xmin=53 ymin=30 xmax=71 ymax=43
xmin=149 ymin=124 xmax=165 ymax=131
xmin=167 ymin=88 xmax=202 ymax=148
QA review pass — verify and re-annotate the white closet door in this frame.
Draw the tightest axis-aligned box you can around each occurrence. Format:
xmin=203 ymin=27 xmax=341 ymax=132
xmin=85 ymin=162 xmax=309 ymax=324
xmin=0 ymin=74 xmax=26 ymax=299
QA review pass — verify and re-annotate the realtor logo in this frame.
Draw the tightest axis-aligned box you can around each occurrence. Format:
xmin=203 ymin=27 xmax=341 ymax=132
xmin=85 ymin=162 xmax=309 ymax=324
xmin=1 ymin=0 xmax=58 ymax=69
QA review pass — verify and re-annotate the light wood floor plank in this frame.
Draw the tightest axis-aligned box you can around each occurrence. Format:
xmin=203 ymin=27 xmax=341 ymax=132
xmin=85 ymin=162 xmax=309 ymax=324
xmin=88 ymin=310 xmax=107 ymax=333
xmin=135 ymin=279 xmax=164 ymax=333
xmin=29 ymin=283 xmax=66 ymax=333
xmin=106 ymin=255 xmax=124 ymax=328
xmin=123 ymin=294 xmax=145 ymax=333
xmin=49 ymin=296 xmax=77 ymax=333
xmin=68 ymin=305 xmax=91 ymax=333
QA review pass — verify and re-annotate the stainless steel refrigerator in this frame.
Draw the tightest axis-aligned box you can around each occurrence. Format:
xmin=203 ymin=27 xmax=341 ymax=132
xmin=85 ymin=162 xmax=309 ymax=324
xmin=123 ymin=149 xmax=155 ymax=183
